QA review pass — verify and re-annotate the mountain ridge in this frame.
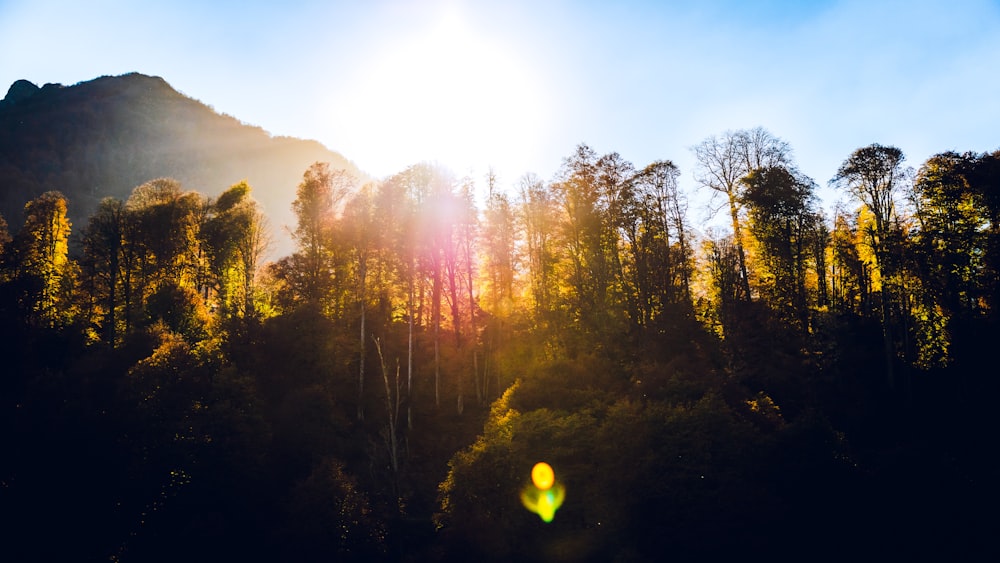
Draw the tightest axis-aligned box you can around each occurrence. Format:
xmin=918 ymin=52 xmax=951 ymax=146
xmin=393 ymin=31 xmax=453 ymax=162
xmin=0 ymin=72 xmax=361 ymax=256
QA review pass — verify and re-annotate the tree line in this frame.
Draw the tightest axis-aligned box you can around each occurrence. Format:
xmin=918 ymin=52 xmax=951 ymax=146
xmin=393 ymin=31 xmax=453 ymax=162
xmin=1 ymin=128 xmax=995 ymax=560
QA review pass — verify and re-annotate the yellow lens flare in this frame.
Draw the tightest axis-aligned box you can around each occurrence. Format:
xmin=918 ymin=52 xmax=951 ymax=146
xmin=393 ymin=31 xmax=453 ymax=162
xmin=521 ymin=462 xmax=564 ymax=523
xmin=531 ymin=462 xmax=555 ymax=490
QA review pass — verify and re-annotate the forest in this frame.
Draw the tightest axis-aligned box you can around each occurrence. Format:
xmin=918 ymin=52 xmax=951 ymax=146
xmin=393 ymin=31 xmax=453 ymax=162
xmin=0 ymin=128 xmax=995 ymax=561
xmin=0 ymin=73 xmax=357 ymax=258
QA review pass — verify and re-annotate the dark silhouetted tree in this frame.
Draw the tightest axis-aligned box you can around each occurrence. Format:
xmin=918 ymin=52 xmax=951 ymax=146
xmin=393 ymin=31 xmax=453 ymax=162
xmin=742 ymin=165 xmax=821 ymax=330
xmin=832 ymin=144 xmax=909 ymax=390
xmin=80 ymin=197 xmax=127 ymax=344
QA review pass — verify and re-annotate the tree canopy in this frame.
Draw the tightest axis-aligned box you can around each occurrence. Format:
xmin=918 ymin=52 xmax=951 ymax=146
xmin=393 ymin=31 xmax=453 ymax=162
xmin=1 ymin=137 xmax=995 ymax=561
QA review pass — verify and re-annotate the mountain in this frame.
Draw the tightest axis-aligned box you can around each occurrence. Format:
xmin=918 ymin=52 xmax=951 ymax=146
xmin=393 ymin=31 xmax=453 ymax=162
xmin=0 ymin=72 xmax=361 ymax=257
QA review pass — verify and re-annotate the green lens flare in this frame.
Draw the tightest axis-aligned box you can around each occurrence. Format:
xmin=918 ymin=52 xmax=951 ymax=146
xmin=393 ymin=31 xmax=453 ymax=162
xmin=521 ymin=463 xmax=565 ymax=522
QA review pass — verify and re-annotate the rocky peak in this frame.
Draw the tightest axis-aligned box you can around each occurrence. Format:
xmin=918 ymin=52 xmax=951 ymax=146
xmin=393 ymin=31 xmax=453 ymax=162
xmin=2 ymin=79 xmax=41 ymax=106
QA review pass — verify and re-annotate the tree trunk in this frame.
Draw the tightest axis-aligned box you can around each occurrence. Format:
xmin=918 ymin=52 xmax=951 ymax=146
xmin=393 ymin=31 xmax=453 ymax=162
xmin=728 ymin=195 xmax=752 ymax=300
xmin=407 ymin=262 xmax=414 ymax=431
xmin=433 ymin=249 xmax=441 ymax=408
xmin=357 ymin=253 xmax=367 ymax=421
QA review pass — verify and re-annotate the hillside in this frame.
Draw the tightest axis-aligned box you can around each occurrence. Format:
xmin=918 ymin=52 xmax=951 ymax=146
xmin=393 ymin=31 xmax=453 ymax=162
xmin=0 ymin=73 xmax=360 ymax=256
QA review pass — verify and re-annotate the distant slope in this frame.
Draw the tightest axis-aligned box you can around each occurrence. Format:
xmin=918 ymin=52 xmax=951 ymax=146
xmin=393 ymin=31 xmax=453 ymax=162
xmin=0 ymin=73 xmax=361 ymax=257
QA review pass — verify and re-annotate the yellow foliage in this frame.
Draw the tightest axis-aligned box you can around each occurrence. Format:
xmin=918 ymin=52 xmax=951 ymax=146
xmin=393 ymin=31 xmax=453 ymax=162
xmin=745 ymin=392 xmax=784 ymax=426
xmin=484 ymin=381 xmax=521 ymax=444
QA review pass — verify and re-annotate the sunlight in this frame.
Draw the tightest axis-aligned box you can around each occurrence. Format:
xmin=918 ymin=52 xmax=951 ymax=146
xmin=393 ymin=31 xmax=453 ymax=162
xmin=329 ymin=8 xmax=548 ymax=179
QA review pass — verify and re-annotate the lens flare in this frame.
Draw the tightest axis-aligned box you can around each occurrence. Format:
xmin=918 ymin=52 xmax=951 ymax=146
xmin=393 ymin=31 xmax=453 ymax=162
xmin=521 ymin=461 xmax=564 ymax=522
xmin=531 ymin=462 xmax=555 ymax=490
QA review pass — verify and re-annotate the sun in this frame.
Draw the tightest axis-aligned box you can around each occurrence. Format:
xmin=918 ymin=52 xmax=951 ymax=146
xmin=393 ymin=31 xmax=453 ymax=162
xmin=329 ymin=9 xmax=549 ymax=179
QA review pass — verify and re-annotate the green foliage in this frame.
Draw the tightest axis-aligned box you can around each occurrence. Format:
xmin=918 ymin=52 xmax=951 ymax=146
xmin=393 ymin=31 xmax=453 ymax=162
xmin=202 ymin=181 xmax=270 ymax=321
xmin=145 ymin=283 xmax=210 ymax=342
xmin=742 ymin=165 xmax=821 ymax=329
xmin=436 ymin=353 xmax=860 ymax=561
xmin=912 ymin=152 xmax=990 ymax=319
xmin=127 ymin=178 xmax=205 ymax=288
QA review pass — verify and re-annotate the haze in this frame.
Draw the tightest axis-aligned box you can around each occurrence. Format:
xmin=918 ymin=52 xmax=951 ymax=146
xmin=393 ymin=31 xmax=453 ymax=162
xmin=2 ymin=0 xmax=999 ymax=215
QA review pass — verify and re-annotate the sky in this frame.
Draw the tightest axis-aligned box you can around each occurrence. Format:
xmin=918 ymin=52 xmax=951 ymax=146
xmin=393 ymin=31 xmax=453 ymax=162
xmin=2 ymin=0 xmax=999 ymax=226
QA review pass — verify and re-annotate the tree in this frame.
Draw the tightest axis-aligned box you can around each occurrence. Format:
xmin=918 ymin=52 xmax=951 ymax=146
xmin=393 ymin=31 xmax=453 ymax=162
xmin=481 ymin=172 xmax=517 ymax=403
xmin=966 ymin=150 xmax=1000 ymax=311
xmin=832 ymin=145 xmax=907 ymax=265
xmin=423 ymin=167 xmax=459 ymax=408
xmin=518 ymin=174 xmax=557 ymax=323
xmin=290 ymin=162 xmax=354 ymax=307
xmin=457 ymin=178 xmax=480 ymax=407
xmin=741 ymin=165 xmax=821 ymax=330
xmin=9 ymin=191 xmax=74 ymax=327
xmin=553 ymin=144 xmax=612 ymax=330
xmin=374 ymin=163 xmax=458 ymax=410
xmin=374 ymin=167 xmax=421 ymax=423
xmin=705 ymin=233 xmax=744 ymax=337
xmin=831 ymin=144 xmax=909 ymax=390
xmin=342 ymin=181 xmax=380 ymax=421
xmin=631 ymin=159 xmax=692 ymax=319
xmin=202 ymin=181 xmax=270 ymax=321
xmin=126 ymin=178 xmax=205 ymax=292
xmin=594 ymin=151 xmax=636 ymax=323
xmin=80 ymin=197 xmax=127 ymax=344
xmin=693 ymin=128 xmax=792 ymax=300
xmin=828 ymin=208 xmax=870 ymax=314
xmin=910 ymin=152 xmax=988 ymax=319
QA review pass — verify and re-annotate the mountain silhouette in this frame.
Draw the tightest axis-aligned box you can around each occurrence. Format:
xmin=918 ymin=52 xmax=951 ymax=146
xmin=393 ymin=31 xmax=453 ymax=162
xmin=0 ymin=72 xmax=360 ymax=256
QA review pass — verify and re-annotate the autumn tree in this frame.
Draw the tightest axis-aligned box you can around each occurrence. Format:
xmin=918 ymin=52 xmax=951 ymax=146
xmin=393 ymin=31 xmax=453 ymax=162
xmin=455 ymin=178 xmax=480 ymax=409
xmin=833 ymin=145 xmax=907 ymax=268
xmin=80 ymin=197 xmax=127 ymax=344
xmin=419 ymin=166 xmax=460 ymax=408
xmin=828 ymin=209 xmax=869 ymax=314
xmin=966 ymin=150 xmax=1000 ymax=310
xmin=341 ymin=181 xmax=381 ymax=420
xmin=694 ymin=128 xmax=792 ymax=301
xmin=374 ymin=168 xmax=420 ymax=421
xmin=630 ymin=159 xmax=692 ymax=321
xmin=553 ymin=144 xmax=617 ymax=333
xmin=126 ymin=178 xmax=205 ymax=293
xmin=480 ymin=172 xmax=517 ymax=402
xmin=8 ymin=191 xmax=75 ymax=327
xmin=518 ymin=173 xmax=557 ymax=324
xmin=741 ymin=165 xmax=821 ymax=330
xmin=912 ymin=154 xmax=980 ymax=312
xmin=369 ymin=163 xmax=460 ymax=410
xmin=202 ymin=181 xmax=270 ymax=322
xmin=289 ymin=162 xmax=354 ymax=308
xmin=594 ymin=151 xmax=636 ymax=324
xmin=832 ymin=144 xmax=909 ymax=389
xmin=704 ymin=233 xmax=744 ymax=337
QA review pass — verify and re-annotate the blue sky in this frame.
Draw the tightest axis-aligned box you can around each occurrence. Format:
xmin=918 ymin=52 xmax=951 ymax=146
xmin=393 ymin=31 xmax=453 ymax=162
xmin=2 ymin=0 xmax=999 ymax=224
